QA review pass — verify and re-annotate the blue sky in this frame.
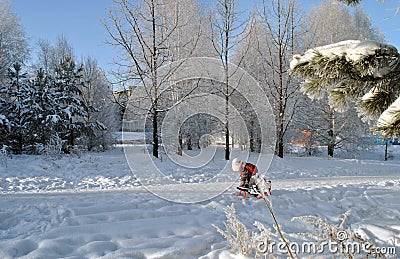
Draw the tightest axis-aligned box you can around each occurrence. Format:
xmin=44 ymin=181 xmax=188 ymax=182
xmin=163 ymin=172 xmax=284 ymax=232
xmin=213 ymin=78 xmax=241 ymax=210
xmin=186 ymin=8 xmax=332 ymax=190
xmin=11 ymin=0 xmax=400 ymax=72
xmin=12 ymin=0 xmax=115 ymax=69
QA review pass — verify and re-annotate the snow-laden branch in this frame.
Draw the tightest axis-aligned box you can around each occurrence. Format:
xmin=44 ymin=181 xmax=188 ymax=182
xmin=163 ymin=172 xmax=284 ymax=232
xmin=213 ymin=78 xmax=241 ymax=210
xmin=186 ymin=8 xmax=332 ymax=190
xmin=290 ymin=40 xmax=399 ymax=78
xmin=290 ymin=39 xmax=400 ymax=136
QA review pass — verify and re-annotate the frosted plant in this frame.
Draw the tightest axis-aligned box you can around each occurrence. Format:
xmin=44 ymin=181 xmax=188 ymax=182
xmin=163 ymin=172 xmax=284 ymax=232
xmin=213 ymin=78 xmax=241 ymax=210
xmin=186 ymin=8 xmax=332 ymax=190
xmin=214 ymin=197 xmax=295 ymax=258
xmin=252 ymin=221 xmax=278 ymax=259
xmin=42 ymin=135 xmax=64 ymax=160
xmin=212 ymin=203 xmax=253 ymax=255
xmin=292 ymin=210 xmax=386 ymax=258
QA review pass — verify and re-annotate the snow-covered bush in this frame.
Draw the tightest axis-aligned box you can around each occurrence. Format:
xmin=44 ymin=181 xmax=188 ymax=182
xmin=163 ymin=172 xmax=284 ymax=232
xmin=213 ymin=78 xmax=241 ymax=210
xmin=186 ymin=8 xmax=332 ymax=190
xmin=38 ymin=135 xmax=64 ymax=160
xmin=69 ymin=145 xmax=86 ymax=158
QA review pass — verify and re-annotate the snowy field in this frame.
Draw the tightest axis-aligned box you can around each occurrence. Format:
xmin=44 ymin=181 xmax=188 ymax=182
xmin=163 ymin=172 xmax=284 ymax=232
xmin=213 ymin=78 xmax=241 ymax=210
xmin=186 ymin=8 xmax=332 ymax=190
xmin=0 ymin=145 xmax=399 ymax=258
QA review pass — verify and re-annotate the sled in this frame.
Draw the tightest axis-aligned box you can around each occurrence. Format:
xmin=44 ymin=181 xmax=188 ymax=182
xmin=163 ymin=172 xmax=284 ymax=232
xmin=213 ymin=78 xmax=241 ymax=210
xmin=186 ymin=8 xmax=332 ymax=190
xmin=236 ymin=180 xmax=272 ymax=199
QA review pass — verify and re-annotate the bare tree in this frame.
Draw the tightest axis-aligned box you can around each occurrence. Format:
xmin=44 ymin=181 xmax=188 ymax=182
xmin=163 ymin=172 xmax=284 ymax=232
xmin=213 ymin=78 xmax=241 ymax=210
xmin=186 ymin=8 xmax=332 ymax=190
xmin=0 ymin=0 xmax=29 ymax=82
xmin=104 ymin=0 xmax=202 ymax=158
xmin=159 ymin=0 xmax=206 ymax=155
xmin=209 ymin=0 xmax=247 ymax=160
xmin=81 ymin=57 xmax=119 ymax=151
xmin=35 ymin=39 xmax=52 ymax=75
xmin=253 ymin=0 xmax=302 ymax=158
xmin=337 ymin=0 xmax=361 ymax=4
xmin=294 ymin=93 xmax=369 ymax=157
xmin=33 ymin=35 xmax=76 ymax=76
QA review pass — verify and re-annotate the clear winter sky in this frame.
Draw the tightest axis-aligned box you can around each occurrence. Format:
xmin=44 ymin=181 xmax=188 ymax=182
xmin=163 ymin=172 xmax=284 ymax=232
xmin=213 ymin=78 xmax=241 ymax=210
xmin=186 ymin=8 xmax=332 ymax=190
xmin=11 ymin=0 xmax=400 ymax=74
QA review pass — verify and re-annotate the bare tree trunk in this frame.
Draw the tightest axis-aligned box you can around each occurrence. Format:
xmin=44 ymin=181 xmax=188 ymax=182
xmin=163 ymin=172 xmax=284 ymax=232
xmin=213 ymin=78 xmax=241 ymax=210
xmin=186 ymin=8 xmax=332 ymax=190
xmin=327 ymin=135 xmax=334 ymax=157
xmin=277 ymin=116 xmax=284 ymax=158
xmin=177 ymin=131 xmax=183 ymax=155
xmin=152 ymin=108 xmax=159 ymax=158
xmin=69 ymin=118 xmax=75 ymax=149
xmin=277 ymin=0 xmax=285 ymax=159
xmin=327 ymin=108 xmax=335 ymax=157
xmin=224 ymin=8 xmax=230 ymax=161
xmin=249 ymin=119 xmax=255 ymax=152
xmin=384 ymin=139 xmax=388 ymax=161
xmin=187 ymin=135 xmax=192 ymax=150
xmin=256 ymin=0 xmax=299 ymax=158
xmin=307 ymin=129 xmax=313 ymax=156
xmin=225 ymin=90 xmax=230 ymax=160
xmin=210 ymin=0 xmax=246 ymax=160
xmin=151 ymin=0 xmax=159 ymax=158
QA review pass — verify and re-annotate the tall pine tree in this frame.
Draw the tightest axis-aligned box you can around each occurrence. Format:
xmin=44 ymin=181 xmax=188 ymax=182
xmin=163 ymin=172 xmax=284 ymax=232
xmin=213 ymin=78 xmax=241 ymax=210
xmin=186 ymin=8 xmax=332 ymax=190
xmin=53 ymin=56 xmax=88 ymax=152
xmin=25 ymin=69 xmax=59 ymax=148
xmin=4 ymin=64 xmax=30 ymax=154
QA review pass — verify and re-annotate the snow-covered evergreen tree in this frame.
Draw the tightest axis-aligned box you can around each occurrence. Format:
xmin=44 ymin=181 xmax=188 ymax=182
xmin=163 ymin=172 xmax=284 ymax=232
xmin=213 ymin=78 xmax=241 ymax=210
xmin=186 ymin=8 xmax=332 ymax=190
xmin=1 ymin=59 xmax=113 ymax=154
xmin=33 ymin=36 xmax=113 ymax=152
xmin=0 ymin=1 xmax=29 ymax=152
xmin=52 ymin=56 xmax=88 ymax=152
xmin=0 ymin=64 xmax=59 ymax=153
xmin=0 ymin=95 xmax=9 ymax=144
xmin=3 ymin=64 xmax=31 ymax=154
xmin=25 ymin=69 xmax=60 ymax=149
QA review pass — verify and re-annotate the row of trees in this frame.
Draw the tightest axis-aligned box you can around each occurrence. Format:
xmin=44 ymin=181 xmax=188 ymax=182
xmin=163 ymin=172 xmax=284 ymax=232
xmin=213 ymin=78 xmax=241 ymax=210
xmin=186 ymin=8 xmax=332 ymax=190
xmin=105 ymin=0 xmax=384 ymax=158
xmin=0 ymin=0 xmax=118 ymax=154
xmin=234 ymin=0 xmax=384 ymax=157
xmin=0 ymin=0 xmax=389 ymax=157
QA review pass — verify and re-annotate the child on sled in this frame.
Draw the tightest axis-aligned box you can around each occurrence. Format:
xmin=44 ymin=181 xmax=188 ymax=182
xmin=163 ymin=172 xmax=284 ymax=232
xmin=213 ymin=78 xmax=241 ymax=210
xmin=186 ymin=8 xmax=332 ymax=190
xmin=232 ymin=158 xmax=271 ymax=198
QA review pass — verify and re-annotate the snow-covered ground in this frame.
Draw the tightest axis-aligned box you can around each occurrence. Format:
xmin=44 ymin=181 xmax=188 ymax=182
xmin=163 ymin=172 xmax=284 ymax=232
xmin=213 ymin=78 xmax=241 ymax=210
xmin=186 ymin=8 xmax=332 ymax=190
xmin=0 ymin=145 xmax=399 ymax=258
